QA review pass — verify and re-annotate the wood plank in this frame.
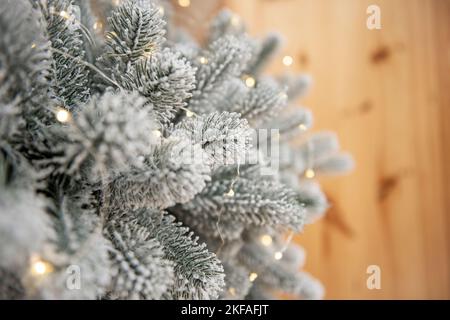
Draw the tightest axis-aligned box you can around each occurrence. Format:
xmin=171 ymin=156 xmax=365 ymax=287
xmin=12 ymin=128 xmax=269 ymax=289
xmin=224 ymin=0 xmax=450 ymax=299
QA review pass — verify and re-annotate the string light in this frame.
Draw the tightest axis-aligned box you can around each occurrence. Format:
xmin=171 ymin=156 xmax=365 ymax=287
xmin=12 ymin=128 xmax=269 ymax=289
xmin=225 ymin=188 xmax=235 ymax=197
xmin=185 ymin=109 xmax=194 ymax=118
xmin=55 ymin=108 xmax=71 ymax=123
xmin=199 ymin=56 xmax=208 ymax=64
xmin=152 ymin=130 xmax=162 ymax=138
xmin=279 ymin=92 xmax=288 ymax=100
xmin=30 ymin=256 xmax=53 ymax=276
xmin=228 ymin=287 xmax=236 ymax=296
xmin=305 ymin=168 xmax=315 ymax=179
xmin=93 ymin=21 xmax=103 ymax=31
xmin=243 ymin=75 xmax=256 ymax=88
xmin=178 ymin=0 xmax=191 ymax=7
xmin=143 ymin=51 xmax=153 ymax=59
xmin=230 ymin=15 xmax=241 ymax=27
xmin=298 ymin=123 xmax=307 ymax=131
xmin=249 ymin=272 xmax=258 ymax=282
xmin=59 ymin=10 xmax=70 ymax=20
xmin=274 ymin=251 xmax=283 ymax=260
xmin=112 ymin=0 xmax=121 ymax=6
xmin=260 ymin=234 xmax=273 ymax=246
xmin=282 ymin=55 xmax=294 ymax=66
xmin=31 ymin=43 xmax=36 ymax=49
xmin=158 ymin=6 xmax=165 ymax=16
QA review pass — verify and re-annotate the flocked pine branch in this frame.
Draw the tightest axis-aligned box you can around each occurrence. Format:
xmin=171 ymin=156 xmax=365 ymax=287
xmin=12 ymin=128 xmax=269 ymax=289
xmin=107 ymin=209 xmax=225 ymax=299
xmin=238 ymin=243 xmax=324 ymax=300
xmin=105 ymin=137 xmax=211 ymax=211
xmin=37 ymin=0 xmax=91 ymax=110
xmin=231 ymin=78 xmax=288 ymax=126
xmin=118 ymin=48 xmax=196 ymax=123
xmin=175 ymin=164 xmax=307 ymax=240
xmin=172 ymin=111 xmax=252 ymax=169
xmin=105 ymin=216 xmax=174 ymax=300
xmin=64 ymin=90 xmax=158 ymax=176
xmin=28 ymin=188 xmax=111 ymax=299
xmin=104 ymin=0 xmax=165 ymax=64
xmin=0 ymin=0 xmax=53 ymax=128
xmin=188 ymin=35 xmax=252 ymax=114
xmin=245 ymin=33 xmax=283 ymax=77
xmin=0 ymin=151 xmax=50 ymax=274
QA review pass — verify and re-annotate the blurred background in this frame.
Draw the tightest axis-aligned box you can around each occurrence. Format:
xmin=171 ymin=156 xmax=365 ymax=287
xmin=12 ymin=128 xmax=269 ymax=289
xmin=173 ymin=0 xmax=450 ymax=299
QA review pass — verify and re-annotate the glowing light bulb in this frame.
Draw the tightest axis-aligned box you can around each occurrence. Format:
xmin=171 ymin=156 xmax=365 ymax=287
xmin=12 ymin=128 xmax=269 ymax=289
xmin=55 ymin=108 xmax=70 ymax=123
xmin=249 ymin=272 xmax=258 ymax=282
xmin=274 ymin=252 xmax=283 ymax=260
xmin=152 ymin=130 xmax=162 ymax=138
xmin=186 ymin=110 xmax=194 ymax=118
xmin=59 ymin=10 xmax=70 ymax=20
xmin=244 ymin=76 xmax=256 ymax=88
xmin=282 ymin=55 xmax=294 ymax=66
xmin=229 ymin=287 xmax=236 ymax=296
xmin=298 ymin=123 xmax=307 ymax=131
xmin=225 ymin=188 xmax=235 ymax=197
xmin=260 ymin=235 xmax=273 ymax=246
xmin=305 ymin=168 xmax=315 ymax=179
xmin=30 ymin=257 xmax=53 ymax=276
xmin=158 ymin=6 xmax=165 ymax=16
xmin=31 ymin=43 xmax=36 ymax=49
xmin=199 ymin=56 xmax=208 ymax=64
xmin=112 ymin=0 xmax=121 ymax=6
xmin=93 ymin=21 xmax=103 ymax=31
xmin=279 ymin=92 xmax=288 ymax=100
xmin=178 ymin=0 xmax=190 ymax=7
xmin=230 ymin=15 xmax=240 ymax=27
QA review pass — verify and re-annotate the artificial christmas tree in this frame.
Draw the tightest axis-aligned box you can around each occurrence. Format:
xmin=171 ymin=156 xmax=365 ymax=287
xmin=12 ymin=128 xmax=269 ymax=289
xmin=0 ymin=0 xmax=352 ymax=299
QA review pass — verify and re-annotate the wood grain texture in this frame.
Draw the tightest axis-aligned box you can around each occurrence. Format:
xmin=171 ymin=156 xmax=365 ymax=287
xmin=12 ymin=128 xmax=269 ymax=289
xmin=222 ymin=0 xmax=450 ymax=299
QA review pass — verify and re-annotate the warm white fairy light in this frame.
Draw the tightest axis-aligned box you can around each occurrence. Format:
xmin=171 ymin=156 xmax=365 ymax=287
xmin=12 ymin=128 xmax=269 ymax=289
xmin=30 ymin=256 xmax=53 ymax=276
xmin=31 ymin=43 xmax=36 ymax=49
xmin=112 ymin=0 xmax=121 ymax=6
xmin=55 ymin=108 xmax=71 ymax=123
xmin=260 ymin=234 xmax=273 ymax=246
xmin=230 ymin=15 xmax=240 ymax=27
xmin=199 ymin=56 xmax=208 ymax=64
xmin=158 ymin=6 xmax=165 ymax=16
xmin=178 ymin=0 xmax=191 ymax=7
xmin=152 ymin=130 xmax=162 ymax=138
xmin=244 ymin=75 xmax=256 ymax=88
xmin=225 ymin=188 xmax=235 ymax=197
xmin=59 ymin=10 xmax=70 ymax=20
xmin=305 ymin=168 xmax=315 ymax=179
xmin=249 ymin=272 xmax=258 ymax=282
xmin=279 ymin=92 xmax=288 ymax=100
xmin=143 ymin=51 xmax=153 ymax=59
xmin=228 ymin=287 xmax=236 ymax=296
xmin=185 ymin=109 xmax=194 ymax=118
xmin=274 ymin=251 xmax=283 ymax=260
xmin=282 ymin=55 xmax=294 ymax=66
xmin=298 ymin=123 xmax=307 ymax=131
xmin=93 ymin=21 xmax=103 ymax=31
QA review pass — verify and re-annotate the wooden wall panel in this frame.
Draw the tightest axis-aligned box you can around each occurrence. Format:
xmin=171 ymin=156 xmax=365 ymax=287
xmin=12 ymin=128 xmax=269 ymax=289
xmin=221 ymin=0 xmax=450 ymax=299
